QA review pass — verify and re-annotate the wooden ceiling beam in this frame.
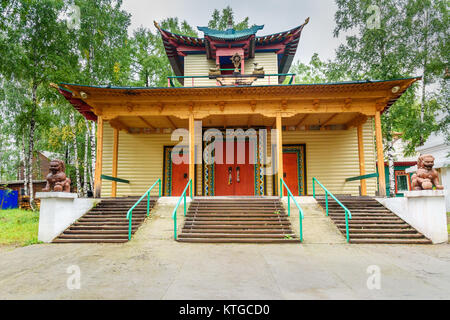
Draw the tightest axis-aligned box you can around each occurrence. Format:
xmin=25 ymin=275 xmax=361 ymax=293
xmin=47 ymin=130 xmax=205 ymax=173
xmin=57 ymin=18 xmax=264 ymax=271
xmin=320 ymin=113 xmax=339 ymax=129
xmin=137 ymin=116 xmax=155 ymax=130
xmin=166 ymin=116 xmax=177 ymax=129
xmin=109 ymin=118 xmax=130 ymax=133
xmin=345 ymin=114 xmax=369 ymax=129
xmin=98 ymin=102 xmax=378 ymax=120
xmin=296 ymin=114 xmax=309 ymax=128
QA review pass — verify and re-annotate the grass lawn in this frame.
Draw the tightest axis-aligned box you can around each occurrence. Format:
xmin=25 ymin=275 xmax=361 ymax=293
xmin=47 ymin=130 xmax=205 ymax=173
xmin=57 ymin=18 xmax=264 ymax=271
xmin=448 ymin=213 xmax=450 ymax=235
xmin=0 ymin=209 xmax=40 ymax=246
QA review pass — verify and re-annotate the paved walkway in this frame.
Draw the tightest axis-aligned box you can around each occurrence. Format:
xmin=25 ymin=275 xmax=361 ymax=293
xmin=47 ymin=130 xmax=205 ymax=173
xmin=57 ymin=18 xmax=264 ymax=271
xmin=0 ymin=199 xmax=449 ymax=299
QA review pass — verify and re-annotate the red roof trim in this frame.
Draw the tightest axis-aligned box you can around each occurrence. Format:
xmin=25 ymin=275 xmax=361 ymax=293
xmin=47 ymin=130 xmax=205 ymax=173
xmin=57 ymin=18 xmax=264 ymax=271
xmin=59 ymin=88 xmax=97 ymax=121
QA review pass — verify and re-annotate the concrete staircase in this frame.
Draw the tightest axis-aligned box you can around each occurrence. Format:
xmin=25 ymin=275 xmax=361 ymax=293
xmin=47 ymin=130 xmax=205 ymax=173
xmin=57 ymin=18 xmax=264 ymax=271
xmin=53 ymin=197 xmax=157 ymax=243
xmin=316 ymin=196 xmax=431 ymax=244
xmin=178 ymin=197 xmax=300 ymax=243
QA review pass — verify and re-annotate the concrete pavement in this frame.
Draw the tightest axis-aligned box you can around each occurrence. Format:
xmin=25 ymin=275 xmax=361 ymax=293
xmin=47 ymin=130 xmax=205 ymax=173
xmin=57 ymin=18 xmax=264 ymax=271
xmin=0 ymin=199 xmax=449 ymax=299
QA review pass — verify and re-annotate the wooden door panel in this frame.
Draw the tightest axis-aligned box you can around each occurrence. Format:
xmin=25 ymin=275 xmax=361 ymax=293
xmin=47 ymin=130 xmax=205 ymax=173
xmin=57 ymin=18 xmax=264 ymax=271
xmin=171 ymin=161 xmax=189 ymax=196
xmin=214 ymin=142 xmax=234 ymax=196
xmin=214 ymin=141 xmax=255 ymax=196
xmin=283 ymin=152 xmax=299 ymax=196
xmin=234 ymin=141 xmax=255 ymax=196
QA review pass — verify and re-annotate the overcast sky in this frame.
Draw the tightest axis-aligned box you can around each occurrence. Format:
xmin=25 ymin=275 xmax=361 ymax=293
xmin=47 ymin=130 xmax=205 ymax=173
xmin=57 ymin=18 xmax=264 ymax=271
xmin=121 ymin=0 xmax=345 ymax=64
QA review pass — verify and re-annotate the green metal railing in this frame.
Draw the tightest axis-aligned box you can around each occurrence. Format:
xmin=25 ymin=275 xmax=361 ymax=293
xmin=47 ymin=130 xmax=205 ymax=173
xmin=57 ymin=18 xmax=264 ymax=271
xmin=279 ymin=178 xmax=304 ymax=242
xmin=126 ymin=179 xmax=162 ymax=240
xmin=312 ymin=177 xmax=352 ymax=242
xmin=167 ymin=73 xmax=296 ymax=87
xmin=345 ymin=172 xmax=378 ymax=182
xmin=172 ymin=179 xmax=193 ymax=240
xmin=101 ymin=174 xmax=130 ymax=184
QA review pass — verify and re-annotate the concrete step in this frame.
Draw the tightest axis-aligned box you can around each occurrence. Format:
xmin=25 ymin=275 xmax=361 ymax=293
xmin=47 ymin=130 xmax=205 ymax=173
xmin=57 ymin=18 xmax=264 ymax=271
xmin=177 ymin=238 xmax=300 ymax=243
xmin=178 ymin=233 xmax=297 ymax=239
xmin=316 ymin=195 xmax=431 ymax=245
xmin=52 ymin=198 xmax=157 ymax=243
xmin=181 ymin=229 xmax=293 ymax=234
xmin=178 ymin=198 xmax=298 ymax=244
xmin=349 ymin=238 xmax=432 ymax=244
xmin=53 ymin=238 xmax=128 ymax=243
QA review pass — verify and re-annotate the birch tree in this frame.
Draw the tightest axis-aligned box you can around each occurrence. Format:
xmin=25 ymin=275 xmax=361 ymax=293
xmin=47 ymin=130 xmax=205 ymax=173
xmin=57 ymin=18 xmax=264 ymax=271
xmin=0 ymin=0 xmax=74 ymax=208
xmin=69 ymin=112 xmax=82 ymax=196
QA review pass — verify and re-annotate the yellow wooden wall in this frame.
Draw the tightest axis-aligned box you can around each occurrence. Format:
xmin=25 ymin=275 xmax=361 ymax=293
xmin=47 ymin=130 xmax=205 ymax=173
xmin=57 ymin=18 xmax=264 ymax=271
xmin=270 ymin=120 xmax=377 ymax=196
xmin=102 ymin=123 xmax=173 ymax=197
xmin=101 ymin=120 xmax=377 ymax=197
xmin=184 ymin=54 xmax=217 ymax=87
xmin=246 ymin=52 xmax=279 ymax=85
xmin=102 ymin=123 xmax=204 ymax=197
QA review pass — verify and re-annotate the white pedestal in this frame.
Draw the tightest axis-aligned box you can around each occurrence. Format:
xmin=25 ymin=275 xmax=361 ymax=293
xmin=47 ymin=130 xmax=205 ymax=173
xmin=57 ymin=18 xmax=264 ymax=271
xmin=37 ymin=192 xmax=99 ymax=243
xmin=377 ymin=190 xmax=448 ymax=244
xmin=403 ymin=190 xmax=448 ymax=244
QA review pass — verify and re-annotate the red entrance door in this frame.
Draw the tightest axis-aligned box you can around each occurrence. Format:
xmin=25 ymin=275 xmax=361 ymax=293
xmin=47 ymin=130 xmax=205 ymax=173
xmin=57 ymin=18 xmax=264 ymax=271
xmin=283 ymin=152 xmax=299 ymax=196
xmin=215 ymin=141 xmax=255 ymax=196
xmin=171 ymin=159 xmax=189 ymax=196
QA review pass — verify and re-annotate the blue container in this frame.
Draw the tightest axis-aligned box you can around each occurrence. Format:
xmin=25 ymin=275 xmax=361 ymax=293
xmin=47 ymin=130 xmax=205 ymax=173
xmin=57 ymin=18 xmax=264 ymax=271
xmin=0 ymin=189 xmax=19 ymax=209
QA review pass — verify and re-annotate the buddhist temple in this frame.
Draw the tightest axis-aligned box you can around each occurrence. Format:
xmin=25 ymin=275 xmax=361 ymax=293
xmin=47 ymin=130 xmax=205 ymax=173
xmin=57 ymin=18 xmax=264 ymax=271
xmin=56 ymin=18 xmax=420 ymax=200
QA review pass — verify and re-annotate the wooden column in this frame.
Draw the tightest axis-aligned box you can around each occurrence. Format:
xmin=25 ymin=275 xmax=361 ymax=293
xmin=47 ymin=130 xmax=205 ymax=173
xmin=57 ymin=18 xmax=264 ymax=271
xmin=189 ymin=114 xmax=195 ymax=196
xmin=94 ymin=116 xmax=104 ymax=198
xmin=276 ymin=113 xmax=283 ymax=196
xmin=374 ymin=111 xmax=386 ymax=197
xmin=111 ymin=128 xmax=119 ymax=198
xmin=357 ymin=124 xmax=367 ymax=196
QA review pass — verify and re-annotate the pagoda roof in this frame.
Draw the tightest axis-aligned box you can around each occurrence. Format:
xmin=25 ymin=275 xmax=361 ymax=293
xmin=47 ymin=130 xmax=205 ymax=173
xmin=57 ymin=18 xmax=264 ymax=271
xmin=197 ymin=25 xmax=264 ymax=41
xmin=155 ymin=18 xmax=310 ymax=84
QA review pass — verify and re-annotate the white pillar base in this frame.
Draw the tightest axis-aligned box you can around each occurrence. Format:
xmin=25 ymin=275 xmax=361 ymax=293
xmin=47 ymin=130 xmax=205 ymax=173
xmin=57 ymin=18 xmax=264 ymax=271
xmin=37 ymin=192 xmax=100 ymax=243
xmin=377 ymin=190 xmax=448 ymax=244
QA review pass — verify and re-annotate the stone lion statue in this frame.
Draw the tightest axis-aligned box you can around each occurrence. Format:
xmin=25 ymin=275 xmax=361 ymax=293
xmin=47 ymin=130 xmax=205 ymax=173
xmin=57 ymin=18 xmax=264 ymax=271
xmin=43 ymin=159 xmax=71 ymax=192
xmin=411 ymin=154 xmax=444 ymax=191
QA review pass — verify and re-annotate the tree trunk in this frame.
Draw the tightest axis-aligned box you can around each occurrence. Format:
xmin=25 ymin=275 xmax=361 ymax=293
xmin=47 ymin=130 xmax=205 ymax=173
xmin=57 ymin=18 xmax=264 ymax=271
xmin=21 ymin=134 xmax=28 ymax=196
xmin=90 ymin=121 xmax=96 ymax=185
xmin=0 ymin=132 xmax=3 ymax=181
xmin=420 ymin=10 xmax=429 ymax=145
xmin=83 ymin=119 xmax=90 ymax=196
xmin=70 ymin=113 xmax=82 ymax=196
xmin=28 ymin=85 xmax=37 ymax=210
xmin=387 ymin=139 xmax=396 ymax=197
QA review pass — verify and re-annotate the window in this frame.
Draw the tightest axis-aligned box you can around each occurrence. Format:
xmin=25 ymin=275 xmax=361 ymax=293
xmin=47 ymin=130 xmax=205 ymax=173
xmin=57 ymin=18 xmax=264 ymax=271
xmin=395 ymin=170 xmax=410 ymax=193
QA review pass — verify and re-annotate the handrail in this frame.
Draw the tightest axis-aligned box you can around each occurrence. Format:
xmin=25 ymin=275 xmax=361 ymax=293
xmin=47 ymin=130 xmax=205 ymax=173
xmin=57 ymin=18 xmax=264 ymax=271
xmin=126 ymin=179 xmax=162 ymax=240
xmin=345 ymin=172 xmax=378 ymax=182
xmin=279 ymin=178 xmax=304 ymax=242
xmin=312 ymin=177 xmax=352 ymax=242
xmin=167 ymin=73 xmax=296 ymax=87
xmin=101 ymin=174 xmax=130 ymax=184
xmin=171 ymin=179 xmax=192 ymax=240
xmin=167 ymin=73 xmax=296 ymax=79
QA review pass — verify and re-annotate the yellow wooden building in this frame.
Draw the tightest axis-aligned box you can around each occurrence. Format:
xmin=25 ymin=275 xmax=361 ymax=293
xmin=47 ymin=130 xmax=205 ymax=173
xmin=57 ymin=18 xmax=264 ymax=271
xmin=56 ymin=19 xmax=420 ymax=200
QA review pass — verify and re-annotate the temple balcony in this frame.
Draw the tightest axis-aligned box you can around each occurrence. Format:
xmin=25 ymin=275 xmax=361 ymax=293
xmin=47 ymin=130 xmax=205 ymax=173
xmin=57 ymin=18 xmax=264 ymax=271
xmin=167 ymin=73 xmax=295 ymax=88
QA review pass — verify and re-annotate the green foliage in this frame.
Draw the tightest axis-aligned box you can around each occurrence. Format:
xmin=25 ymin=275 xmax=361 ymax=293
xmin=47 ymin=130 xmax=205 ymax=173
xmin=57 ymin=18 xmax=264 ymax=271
xmin=332 ymin=0 xmax=448 ymax=154
xmin=290 ymin=53 xmax=346 ymax=84
xmin=0 ymin=209 xmax=40 ymax=246
xmin=130 ymin=18 xmax=198 ymax=87
xmin=207 ymin=6 xmax=251 ymax=30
